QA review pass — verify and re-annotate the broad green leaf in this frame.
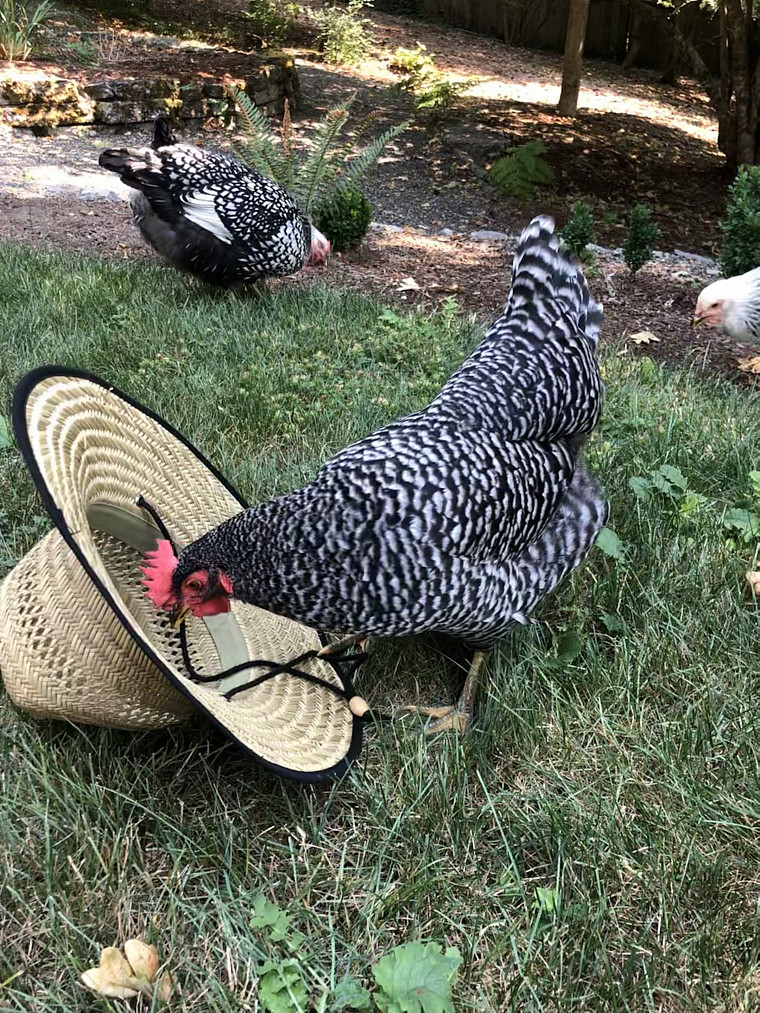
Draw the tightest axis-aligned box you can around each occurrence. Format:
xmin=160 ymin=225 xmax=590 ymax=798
xmin=628 ymin=476 xmax=651 ymax=500
xmin=332 ymin=976 xmax=372 ymax=1011
xmin=533 ymin=886 xmax=560 ymax=916
xmin=555 ymin=630 xmax=582 ymax=662
xmin=679 ymin=491 xmax=708 ymax=519
xmin=722 ymin=508 xmax=760 ymax=542
xmin=600 ymin=611 xmax=625 ymax=634
xmin=595 ymin=526 xmax=626 ymax=560
xmin=250 ymin=895 xmax=292 ymax=942
xmin=259 ymin=960 xmax=308 ymax=1013
xmin=0 ymin=414 xmax=11 ymax=450
xmin=545 ymin=629 xmax=583 ymax=671
xmin=749 ymin=470 xmax=760 ymax=503
xmin=658 ymin=465 xmax=688 ymax=491
xmin=373 ymin=942 xmax=462 ymax=1013
xmin=378 ymin=309 xmax=404 ymax=327
xmin=651 ymin=470 xmax=677 ymax=497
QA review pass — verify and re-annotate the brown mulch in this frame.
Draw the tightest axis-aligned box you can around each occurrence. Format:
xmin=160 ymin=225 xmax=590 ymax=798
xmin=1 ymin=3 xmax=758 ymax=387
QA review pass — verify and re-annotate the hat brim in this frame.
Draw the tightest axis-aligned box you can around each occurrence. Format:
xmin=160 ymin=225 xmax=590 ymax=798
xmin=8 ymin=366 xmax=364 ymax=783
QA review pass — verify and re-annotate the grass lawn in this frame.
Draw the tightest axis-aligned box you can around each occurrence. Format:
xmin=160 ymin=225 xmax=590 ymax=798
xmin=1 ymin=243 xmax=759 ymax=1011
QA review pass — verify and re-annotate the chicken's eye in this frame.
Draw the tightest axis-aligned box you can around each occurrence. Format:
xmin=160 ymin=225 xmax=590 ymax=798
xmin=186 ymin=578 xmax=203 ymax=592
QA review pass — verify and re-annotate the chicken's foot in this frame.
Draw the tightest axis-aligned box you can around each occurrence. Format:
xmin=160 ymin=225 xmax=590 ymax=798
xmin=401 ymin=650 xmax=487 ymax=735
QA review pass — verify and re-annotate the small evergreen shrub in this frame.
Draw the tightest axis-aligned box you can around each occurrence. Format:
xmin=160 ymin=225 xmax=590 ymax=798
xmin=391 ymin=43 xmax=477 ymax=122
xmin=390 ymin=42 xmax=436 ymax=89
xmin=719 ymin=165 xmax=760 ymax=276
xmin=245 ymin=0 xmax=300 ymax=46
xmin=413 ymin=78 xmax=476 ymax=121
xmin=313 ymin=0 xmax=374 ymax=66
xmin=623 ymin=204 xmax=659 ymax=277
xmin=0 ymin=0 xmax=55 ymax=61
xmin=316 ymin=186 xmax=372 ymax=251
xmin=487 ymin=141 xmax=553 ymax=201
xmin=561 ymin=200 xmax=595 ymax=258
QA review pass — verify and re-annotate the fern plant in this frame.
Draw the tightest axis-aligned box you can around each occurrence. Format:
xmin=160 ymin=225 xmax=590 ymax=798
xmin=230 ymin=85 xmax=408 ymax=220
xmin=487 ymin=141 xmax=554 ymax=201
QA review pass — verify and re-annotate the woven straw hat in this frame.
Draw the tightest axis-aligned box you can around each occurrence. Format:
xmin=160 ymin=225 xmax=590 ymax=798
xmin=0 ymin=367 xmax=364 ymax=782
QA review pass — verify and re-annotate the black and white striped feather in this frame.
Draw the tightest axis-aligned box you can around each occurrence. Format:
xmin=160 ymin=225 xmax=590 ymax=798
xmin=99 ymin=118 xmax=312 ymax=287
xmin=174 ymin=216 xmax=608 ymax=649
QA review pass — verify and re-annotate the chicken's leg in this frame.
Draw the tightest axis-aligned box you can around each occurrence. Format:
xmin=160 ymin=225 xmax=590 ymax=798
xmin=401 ymin=650 xmax=487 ymax=735
xmin=318 ymin=634 xmax=368 ymax=657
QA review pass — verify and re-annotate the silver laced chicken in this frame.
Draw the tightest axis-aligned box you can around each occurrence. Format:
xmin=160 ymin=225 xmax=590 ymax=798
xmin=99 ymin=116 xmax=329 ymax=289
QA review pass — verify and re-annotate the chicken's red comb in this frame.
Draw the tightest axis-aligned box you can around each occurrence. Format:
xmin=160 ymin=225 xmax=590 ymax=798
xmin=140 ymin=538 xmax=179 ymax=611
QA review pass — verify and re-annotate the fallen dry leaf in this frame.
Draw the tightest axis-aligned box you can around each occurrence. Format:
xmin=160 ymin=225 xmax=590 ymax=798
xmin=80 ymin=967 xmax=142 ymax=1000
xmin=738 ymin=356 xmax=760 ymax=374
xmin=397 ymin=276 xmax=420 ymax=291
xmin=629 ymin=330 xmax=659 ymax=345
xmin=99 ymin=947 xmax=135 ymax=988
xmin=155 ymin=972 xmax=174 ymax=1002
xmin=746 ymin=571 xmax=760 ymax=594
xmin=81 ymin=939 xmax=169 ymax=1003
xmin=124 ymin=939 xmax=160 ymax=981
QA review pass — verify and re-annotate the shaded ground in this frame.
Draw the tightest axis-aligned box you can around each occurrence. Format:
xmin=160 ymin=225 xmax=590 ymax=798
xmin=0 ymin=2 xmax=755 ymax=385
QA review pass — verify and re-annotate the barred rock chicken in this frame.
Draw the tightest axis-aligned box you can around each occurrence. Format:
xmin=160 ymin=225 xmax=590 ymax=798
xmin=142 ymin=216 xmax=608 ymax=732
xmin=694 ymin=267 xmax=760 ymax=340
xmin=99 ymin=117 xmax=330 ymax=288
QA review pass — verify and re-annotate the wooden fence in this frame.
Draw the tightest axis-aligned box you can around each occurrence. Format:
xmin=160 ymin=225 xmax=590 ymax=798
xmin=416 ymin=0 xmax=719 ymax=74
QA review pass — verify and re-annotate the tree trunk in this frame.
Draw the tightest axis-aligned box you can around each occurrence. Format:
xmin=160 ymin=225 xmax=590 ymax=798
xmin=558 ymin=0 xmax=591 ymax=117
xmin=725 ymin=0 xmax=757 ymax=164
xmin=676 ymin=0 xmax=759 ymax=167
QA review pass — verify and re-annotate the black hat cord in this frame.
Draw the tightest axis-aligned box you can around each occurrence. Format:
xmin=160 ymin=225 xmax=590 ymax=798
xmin=135 ymin=497 xmax=381 ymax=723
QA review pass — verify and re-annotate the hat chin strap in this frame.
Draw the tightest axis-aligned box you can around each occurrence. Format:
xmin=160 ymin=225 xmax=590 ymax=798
xmin=133 ymin=496 xmax=375 ymax=723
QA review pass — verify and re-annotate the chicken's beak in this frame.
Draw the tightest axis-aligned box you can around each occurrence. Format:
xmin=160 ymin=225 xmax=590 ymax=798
xmin=691 ymin=315 xmax=705 ymax=330
xmin=170 ymin=605 xmax=189 ymax=629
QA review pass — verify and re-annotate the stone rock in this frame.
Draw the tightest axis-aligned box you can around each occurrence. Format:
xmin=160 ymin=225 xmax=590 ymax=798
xmin=94 ymin=94 xmax=181 ymax=125
xmin=443 ymin=125 xmax=506 ymax=160
xmin=2 ymin=52 xmax=298 ymax=129
xmin=0 ymin=75 xmax=93 ymax=127
xmin=371 ymin=222 xmax=403 ymax=233
xmin=100 ymin=77 xmax=180 ymax=102
xmin=202 ymin=82 xmax=227 ymax=100
xmin=84 ymin=80 xmax=119 ymax=101
xmin=672 ymin=249 xmax=717 ymax=267
xmin=141 ymin=35 xmax=181 ymax=49
xmin=87 ymin=78 xmax=181 ymax=123
xmin=179 ymin=82 xmax=204 ymax=105
xmin=470 ymin=230 xmax=509 ymax=241
xmin=79 ymin=186 xmax=130 ymax=202
xmin=588 ymin=242 xmax=622 ymax=257
xmin=438 ymin=228 xmax=454 ymax=236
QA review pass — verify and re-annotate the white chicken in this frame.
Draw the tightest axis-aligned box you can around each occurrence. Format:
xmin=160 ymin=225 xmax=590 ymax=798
xmin=693 ymin=267 xmax=760 ymax=341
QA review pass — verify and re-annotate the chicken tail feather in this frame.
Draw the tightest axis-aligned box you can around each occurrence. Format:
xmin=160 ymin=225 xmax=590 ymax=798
xmin=507 ymin=215 xmax=602 ymax=347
